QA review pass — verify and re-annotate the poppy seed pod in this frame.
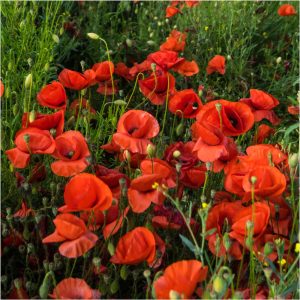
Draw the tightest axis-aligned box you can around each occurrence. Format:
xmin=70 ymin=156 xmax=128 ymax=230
xmin=212 ymin=276 xmax=227 ymax=295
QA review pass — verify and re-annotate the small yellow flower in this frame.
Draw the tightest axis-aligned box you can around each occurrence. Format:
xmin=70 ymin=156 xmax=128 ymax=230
xmin=152 ymin=182 xmax=159 ymax=189
xmin=277 ymin=258 xmax=286 ymax=266
xmin=202 ymin=202 xmax=208 ymax=209
xmin=295 ymin=243 xmax=300 ymax=253
xmin=204 ymin=26 xmax=209 ymax=31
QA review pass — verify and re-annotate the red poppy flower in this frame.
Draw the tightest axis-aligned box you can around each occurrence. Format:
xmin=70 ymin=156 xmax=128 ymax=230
xmin=166 ymin=6 xmax=182 ymax=18
xmin=139 ymin=71 xmax=176 ymax=105
xmin=129 ymin=60 xmax=152 ymax=77
xmin=58 ymin=68 xmax=94 ymax=90
xmin=229 ymin=202 xmax=270 ymax=247
xmin=154 ymin=260 xmax=208 ymax=299
xmin=254 ymin=124 xmax=275 ymax=144
xmin=152 ymin=205 xmax=185 ymax=230
xmin=115 ymin=62 xmax=135 ymax=81
xmin=111 ymin=110 xmax=160 ymax=154
xmin=278 ymin=4 xmax=297 ymax=16
xmin=13 ymin=200 xmax=34 ymax=218
xmin=110 ymin=227 xmax=156 ymax=265
xmin=171 ymin=60 xmax=199 ymax=76
xmin=22 ymin=110 xmax=65 ymax=136
xmin=185 ymin=0 xmax=200 ymax=7
xmin=242 ymin=166 xmax=286 ymax=201
xmin=59 ymin=173 xmax=112 ymax=213
xmin=37 ymin=81 xmax=67 ymax=109
xmin=51 ymin=131 xmax=90 ymax=177
xmin=0 ymin=80 xmax=4 ymax=97
xmin=50 ymin=278 xmax=100 ymax=299
xmin=246 ymin=144 xmax=287 ymax=166
xmin=288 ymin=105 xmax=299 ymax=115
xmin=196 ymin=100 xmax=254 ymax=136
xmin=69 ymin=98 xmax=96 ymax=118
xmin=192 ymin=123 xmax=238 ymax=166
xmin=179 ymin=165 xmax=206 ymax=189
xmin=5 ymin=128 xmax=56 ymax=168
xmin=206 ymin=55 xmax=226 ymax=75
xmin=206 ymin=201 xmax=244 ymax=259
xmin=160 ymin=30 xmax=187 ymax=52
xmin=147 ymin=50 xmax=184 ymax=71
xmin=169 ymin=89 xmax=203 ymax=118
xmin=140 ymin=158 xmax=176 ymax=188
xmin=93 ymin=61 xmax=114 ymax=82
xmin=43 ymin=213 xmax=98 ymax=258
xmin=239 ymin=89 xmax=280 ymax=125
xmin=128 ymin=174 xmax=165 ymax=213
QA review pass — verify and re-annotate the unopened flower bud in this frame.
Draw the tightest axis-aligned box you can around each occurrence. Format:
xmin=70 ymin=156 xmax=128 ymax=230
xmin=92 ymin=257 xmax=101 ymax=267
xmin=52 ymin=34 xmax=59 ymax=44
xmin=147 ymin=40 xmax=155 ymax=46
xmin=126 ymin=38 xmax=133 ymax=48
xmin=276 ymin=57 xmax=282 ymax=64
xmin=175 ymin=163 xmax=182 ymax=173
xmin=147 ymin=144 xmax=155 ymax=157
xmin=24 ymin=74 xmax=32 ymax=89
xmin=13 ymin=103 xmax=19 ymax=116
xmin=123 ymin=150 xmax=131 ymax=162
xmin=176 ymin=123 xmax=184 ymax=136
xmin=107 ymin=241 xmax=115 ymax=256
xmin=27 ymin=58 xmax=33 ymax=67
xmin=143 ymin=269 xmax=151 ymax=278
xmin=151 ymin=63 xmax=156 ymax=72
xmin=120 ymin=265 xmax=128 ymax=280
xmin=113 ymin=99 xmax=127 ymax=106
xmin=87 ymin=32 xmax=100 ymax=40
xmin=169 ymin=290 xmax=181 ymax=300
xmin=213 ymin=276 xmax=227 ymax=295
xmin=246 ymin=220 xmax=254 ymax=231
xmin=110 ymin=278 xmax=119 ymax=294
xmin=29 ymin=110 xmax=36 ymax=123
xmin=289 ymin=153 xmax=299 ymax=168
xmin=23 ymin=134 xmax=30 ymax=144
xmin=14 ymin=278 xmax=22 ymax=289
xmin=263 ymin=267 xmax=272 ymax=280
xmin=215 ymin=102 xmax=222 ymax=112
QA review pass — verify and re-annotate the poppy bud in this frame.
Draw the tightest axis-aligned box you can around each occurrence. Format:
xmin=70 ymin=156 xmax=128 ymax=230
xmin=29 ymin=110 xmax=36 ymax=123
xmin=175 ymin=163 xmax=182 ymax=173
xmin=13 ymin=103 xmax=19 ymax=116
xmin=110 ymin=278 xmax=119 ymax=294
xmin=175 ymin=123 xmax=184 ymax=136
xmin=52 ymin=207 xmax=57 ymax=216
xmin=87 ymin=32 xmax=100 ymax=40
xmin=213 ymin=276 xmax=227 ymax=295
xmin=173 ymin=150 xmax=181 ymax=158
xmin=52 ymin=34 xmax=60 ymax=44
xmin=44 ymin=63 xmax=49 ymax=72
xmin=27 ymin=243 xmax=35 ymax=254
xmin=147 ymin=40 xmax=155 ymax=46
xmin=143 ymin=269 xmax=151 ymax=278
xmin=223 ymin=232 xmax=231 ymax=251
xmin=8 ymin=62 xmax=12 ymax=70
xmin=24 ymin=74 xmax=32 ymax=89
xmin=113 ymin=99 xmax=127 ymax=106
xmin=107 ymin=241 xmax=115 ymax=256
xmin=289 ymin=153 xmax=299 ymax=168
xmin=226 ymin=55 xmax=232 ymax=61
xmin=232 ymin=291 xmax=243 ymax=299
xmin=120 ymin=265 xmax=128 ymax=280
xmin=123 ymin=150 xmax=131 ymax=162
xmin=25 ymin=281 xmax=33 ymax=292
xmin=1 ymin=275 xmax=7 ymax=284
xmin=6 ymin=207 xmax=11 ymax=216
xmin=147 ymin=144 xmax=156 ymax=158
xmin=151 ymin=63 xmax=156 ymax=72
xmin=27 ymin=58 xmax=33 ymax=67
xmin=126 ymin=39 xmax=133 ymax=48
xmin=39 ymin=277 xmax=50 ymax=299
xmin=210 ymin=189 xmax=216 ymax=198
xmin=14 ymin=278 xmax=22 ymax=289
xmin=276 ymin=57 xmax=282 ymax=64
xmin=206 ymin=162 xmax=212 ymax=171
xmin=169 ymin=290 xmax=181 ymax=300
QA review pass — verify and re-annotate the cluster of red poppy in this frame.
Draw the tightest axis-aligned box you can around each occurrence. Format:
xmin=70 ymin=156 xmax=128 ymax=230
xmin=3 ymin=3 xmax=298 ymax=299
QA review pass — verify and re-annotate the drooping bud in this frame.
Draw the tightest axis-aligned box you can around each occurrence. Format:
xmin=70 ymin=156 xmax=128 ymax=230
xmin=107 ymin=241 xmax=115 ymax=256
xmin=126 ymin=38 xmax=133 ymax=48
xmin=113 ymin=99 xmax=127 ymax=106
xmin=87 ymin=32 xmax=100 ymax=40
xmin=110 ymin=278 xmax=119 ymax=294
xmin=146 ymin=144 xmax=155 ymax=158
xmin=212 ymin=276 xmax=227 ymax=295
xmin=92 ymin=257 xmax=101 ymax=268
xmin=120 ymin=265 xmax=128 ymax=280
xmin=289 ymin=153 xmax=299 ymax=168
xmin=52 ymin=34 xmax=60 ymax=44
xmin=29 ymin=110 xmax=36 ymax=123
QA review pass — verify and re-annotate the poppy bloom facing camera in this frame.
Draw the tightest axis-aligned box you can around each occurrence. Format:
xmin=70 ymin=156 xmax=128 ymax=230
xmin=278 ymin=4 xmax=297 ymax=16
xmin=160 ymin=30 xmax=187 ymax=52
xmin=37 ymin=81 xmax=67 ymax=109
xmin=139 ymin=71 xmax=176 ymax=105
xmin=154 ymin=260 xmax=208 ymax=299
xmin=59 ymin=173 xmax=112 ymax=213
xmin=169 ymin=89 xmax=203 ymax=118
xmin=112 ymin=110 xmax=160 ymax=154
xmin=110 ymin=227 xmax=156 ymax=265
xmin=51 ymin=131 xmax=90 ymax=177
xmin=42 ymin=213 xmax=98 ymax=258
xmin=206 ymin=55 xmax=226 ymax=75
xmin=196 ymin=100 xmax=254 ymax=137
xmin=50 ymin=278 xmax=100 ymax=299
xmin=5 ymin=127 xmax=56 ymax=168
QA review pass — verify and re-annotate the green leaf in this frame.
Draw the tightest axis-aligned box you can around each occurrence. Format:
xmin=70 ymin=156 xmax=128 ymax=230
xmin=179 ymin=234 xmax=196 ymax=253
